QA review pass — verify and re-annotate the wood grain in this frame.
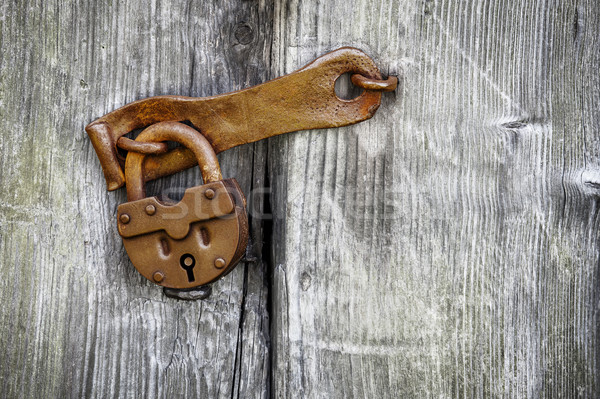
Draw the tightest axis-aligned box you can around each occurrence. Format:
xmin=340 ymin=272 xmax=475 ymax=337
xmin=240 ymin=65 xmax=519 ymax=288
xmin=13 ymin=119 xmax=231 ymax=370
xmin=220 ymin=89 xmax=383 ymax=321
xmin=2 ymin=0 xmax=600 ymax=397
xmin=0 ymin=0 xmax=271 ymax=397
xmin=269 ymin=0 xmax=600 ymax=397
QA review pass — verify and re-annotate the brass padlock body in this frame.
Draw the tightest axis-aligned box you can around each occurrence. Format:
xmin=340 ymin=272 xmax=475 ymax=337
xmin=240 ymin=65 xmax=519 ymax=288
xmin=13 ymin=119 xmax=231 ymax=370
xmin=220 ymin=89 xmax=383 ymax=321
xmin=117 ymin=179 xmax=248 ymax=289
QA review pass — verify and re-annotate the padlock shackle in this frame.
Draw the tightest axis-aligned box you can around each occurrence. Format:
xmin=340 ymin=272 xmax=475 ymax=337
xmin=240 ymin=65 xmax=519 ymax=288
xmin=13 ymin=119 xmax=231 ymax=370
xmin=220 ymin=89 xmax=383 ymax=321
xmin=125 ymin=122 xmax=222 ymax=201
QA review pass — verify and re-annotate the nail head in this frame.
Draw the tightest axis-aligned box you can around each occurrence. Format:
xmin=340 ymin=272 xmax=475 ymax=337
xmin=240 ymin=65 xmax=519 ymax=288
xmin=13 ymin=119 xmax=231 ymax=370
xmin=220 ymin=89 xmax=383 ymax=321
xmin=153 ymin=271 xmax=164 ymax=282
xmin=214 ymin=257 xmax=226 ymax=269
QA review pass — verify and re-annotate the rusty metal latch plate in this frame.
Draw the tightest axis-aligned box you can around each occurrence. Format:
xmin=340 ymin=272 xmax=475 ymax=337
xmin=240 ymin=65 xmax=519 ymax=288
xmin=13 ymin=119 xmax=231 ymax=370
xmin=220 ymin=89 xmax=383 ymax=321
xmin=87 ymin=47 xmax=397 ymax=191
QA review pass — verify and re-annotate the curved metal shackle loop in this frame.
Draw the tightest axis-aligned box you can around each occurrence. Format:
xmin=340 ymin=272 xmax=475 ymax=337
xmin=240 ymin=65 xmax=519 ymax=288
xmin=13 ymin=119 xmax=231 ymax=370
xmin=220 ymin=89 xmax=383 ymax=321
xmin=125 ymin=122 xmax=222 ymax=201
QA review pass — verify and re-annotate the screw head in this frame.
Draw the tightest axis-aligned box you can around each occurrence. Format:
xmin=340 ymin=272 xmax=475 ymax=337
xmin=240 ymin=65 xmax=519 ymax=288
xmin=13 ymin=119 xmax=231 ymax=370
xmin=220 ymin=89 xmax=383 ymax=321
xmin=153 ymin=271 xmax=164 ymax=283
xmin=214 ymin=257 xmax=226 ymax=269
xmin=145 ymin=204 xmax=156 ymax=215
xmin=204 ymin=188 xmax=215 ymax=199
xmin=120 ymin=213 xmax=130 ymax=224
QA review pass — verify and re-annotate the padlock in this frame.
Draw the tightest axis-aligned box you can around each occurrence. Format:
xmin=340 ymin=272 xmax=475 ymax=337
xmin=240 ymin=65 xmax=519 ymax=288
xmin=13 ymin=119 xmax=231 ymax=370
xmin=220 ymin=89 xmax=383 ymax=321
xmin=116 ymin=121 xmax=249 ymax=291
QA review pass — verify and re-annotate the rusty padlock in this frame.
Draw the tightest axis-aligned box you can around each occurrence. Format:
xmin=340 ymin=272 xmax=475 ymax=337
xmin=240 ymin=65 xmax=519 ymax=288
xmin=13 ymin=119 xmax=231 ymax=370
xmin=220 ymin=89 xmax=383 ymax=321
xmin=116 ymin=121 xmax=248 ymax=295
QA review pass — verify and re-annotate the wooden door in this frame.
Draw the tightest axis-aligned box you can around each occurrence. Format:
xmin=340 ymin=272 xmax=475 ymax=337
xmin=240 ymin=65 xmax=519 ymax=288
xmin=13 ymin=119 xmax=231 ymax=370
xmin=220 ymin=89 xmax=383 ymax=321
xmin=1 ymin=0 xmax=598 ymax=397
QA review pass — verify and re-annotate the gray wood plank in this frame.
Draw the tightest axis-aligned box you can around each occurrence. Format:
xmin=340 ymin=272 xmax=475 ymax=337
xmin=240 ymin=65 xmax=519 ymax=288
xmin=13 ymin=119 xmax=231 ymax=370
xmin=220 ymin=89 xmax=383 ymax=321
xmin=0 ymin=1 xmax=271 ymax=397
xmin=269 ymin=0 xmax=600 ymax=397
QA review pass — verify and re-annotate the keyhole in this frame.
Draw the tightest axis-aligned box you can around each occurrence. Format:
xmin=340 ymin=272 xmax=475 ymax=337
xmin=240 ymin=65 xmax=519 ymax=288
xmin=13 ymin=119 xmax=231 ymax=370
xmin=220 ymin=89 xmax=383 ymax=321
xmin=180 ymin=254 xmax=196 ymax=282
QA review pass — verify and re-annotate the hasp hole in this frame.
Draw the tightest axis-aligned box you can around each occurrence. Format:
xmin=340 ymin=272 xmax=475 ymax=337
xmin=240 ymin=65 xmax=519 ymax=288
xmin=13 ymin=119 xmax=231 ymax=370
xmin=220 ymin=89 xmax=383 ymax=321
xmin=334 ymin=73 xmax=364 ymax=100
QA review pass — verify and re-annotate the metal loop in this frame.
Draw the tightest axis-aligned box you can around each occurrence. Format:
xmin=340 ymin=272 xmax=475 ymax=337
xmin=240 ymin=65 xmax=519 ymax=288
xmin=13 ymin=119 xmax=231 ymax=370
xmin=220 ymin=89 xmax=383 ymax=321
xmin=125 ymin=122 xmax=222 ymax=202
xmin=351 ymin=74 xmax=398 ymax=92
xmin=117 ymin=136 xmax=168 ymax=155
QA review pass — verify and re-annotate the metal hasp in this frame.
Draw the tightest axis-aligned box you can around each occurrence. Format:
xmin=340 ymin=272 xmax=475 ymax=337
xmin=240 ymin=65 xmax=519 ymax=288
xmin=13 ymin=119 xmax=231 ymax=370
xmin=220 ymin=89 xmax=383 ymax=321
xmin=86 ymin=47 xmax=397 ymax=191
xmin=86 ymin=47 xmax=397 ymax=298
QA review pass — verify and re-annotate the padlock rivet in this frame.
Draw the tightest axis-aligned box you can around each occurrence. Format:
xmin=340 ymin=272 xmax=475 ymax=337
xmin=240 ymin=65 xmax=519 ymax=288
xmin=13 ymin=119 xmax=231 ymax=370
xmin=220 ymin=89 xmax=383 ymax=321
xmin=145 ymin=204 xmax=156 ymax=215
xmin=120 ymin=213 xmax=130 ymax=224
xmin=205 ymin=188 xmax=215 ymax=199
xmin=153 ymin=271 xmax=164 ymax=282
xmin=214 ymin=257 xmax=226 ymax=269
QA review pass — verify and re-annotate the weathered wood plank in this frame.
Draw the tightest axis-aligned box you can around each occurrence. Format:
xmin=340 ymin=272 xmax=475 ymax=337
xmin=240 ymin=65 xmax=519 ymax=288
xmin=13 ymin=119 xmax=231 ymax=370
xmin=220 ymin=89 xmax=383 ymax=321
xmin=0 ymin=1 xmax=271 ymax=397
xmin=269 ymin=0 xmax=600 ymax=397
xmin=3 ymin=0 xmax=600 ymax=397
